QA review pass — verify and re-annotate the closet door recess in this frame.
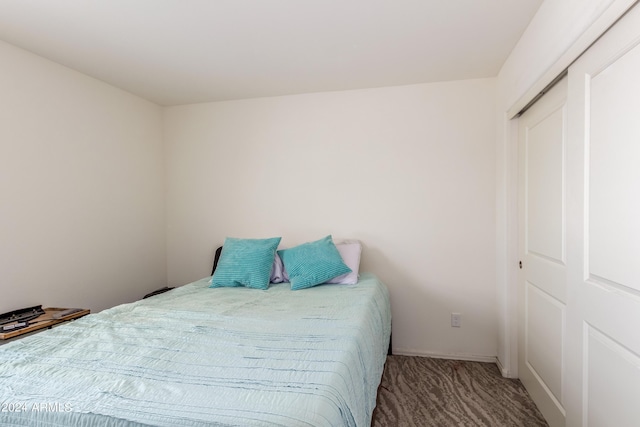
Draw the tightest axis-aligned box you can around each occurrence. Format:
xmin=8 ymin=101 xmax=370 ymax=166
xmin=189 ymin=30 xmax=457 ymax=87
xmin=518 ymin=4 xmax=640 ymax=427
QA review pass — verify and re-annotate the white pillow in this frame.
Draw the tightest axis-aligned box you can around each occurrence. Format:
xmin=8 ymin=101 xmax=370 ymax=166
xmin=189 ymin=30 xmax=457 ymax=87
xmin=326 ymin=240 xmax=362 ymax=284
xmin=270 ymin=252 xmax=288 ymax=283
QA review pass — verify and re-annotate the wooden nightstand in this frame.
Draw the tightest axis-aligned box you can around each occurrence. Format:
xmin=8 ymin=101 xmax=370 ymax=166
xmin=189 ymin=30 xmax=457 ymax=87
xmin=0 ymin=307 xmax=90 ymax=344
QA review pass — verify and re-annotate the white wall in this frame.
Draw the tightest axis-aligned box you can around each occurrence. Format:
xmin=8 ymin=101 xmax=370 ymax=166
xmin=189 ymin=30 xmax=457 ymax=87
xmin=165 ymin=79 xmax=497 ymax=360
xmin=0 ymin=40 xmax=166 ymax=314
xmin=495 ymin=0 xmax=637 ymax=376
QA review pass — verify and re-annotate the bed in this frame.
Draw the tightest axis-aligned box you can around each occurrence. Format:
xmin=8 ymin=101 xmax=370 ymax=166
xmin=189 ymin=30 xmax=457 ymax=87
xmin=0 ymin=270 xmax=391 ymax=426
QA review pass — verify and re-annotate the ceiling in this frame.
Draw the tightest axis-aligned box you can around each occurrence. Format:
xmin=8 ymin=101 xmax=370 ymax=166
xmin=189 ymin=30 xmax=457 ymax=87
xmin=0 ymin=0 xmax=543 ymax=106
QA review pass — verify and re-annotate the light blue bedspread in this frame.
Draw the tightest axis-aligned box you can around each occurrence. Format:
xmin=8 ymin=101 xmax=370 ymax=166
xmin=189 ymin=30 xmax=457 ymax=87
xmin=0 ymin=273 xmax=391 ymax=426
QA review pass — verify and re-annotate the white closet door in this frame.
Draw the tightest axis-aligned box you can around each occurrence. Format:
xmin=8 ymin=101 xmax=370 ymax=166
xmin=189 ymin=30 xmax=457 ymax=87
xmin=565 ymin=4 xmax=640 ymax=427
xmin=518 ymin=77 xmax=568 ymax=427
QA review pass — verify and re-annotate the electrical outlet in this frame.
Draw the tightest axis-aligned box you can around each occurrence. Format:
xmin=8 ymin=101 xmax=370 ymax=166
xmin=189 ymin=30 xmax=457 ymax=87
xmin=451 ymin=312 xmax=461 ymax=328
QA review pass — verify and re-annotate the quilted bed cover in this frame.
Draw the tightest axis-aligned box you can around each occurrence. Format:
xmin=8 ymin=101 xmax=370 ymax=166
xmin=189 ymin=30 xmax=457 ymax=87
xmin=0 ymin=273 xmax=391 ymax=427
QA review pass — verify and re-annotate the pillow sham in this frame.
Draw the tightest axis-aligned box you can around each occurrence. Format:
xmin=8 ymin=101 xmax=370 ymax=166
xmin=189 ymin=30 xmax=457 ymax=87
xmin=210 ymin=237 xmax=281 ymax=290
xmin=212 ymin=245 xmax=287 ymax=283
xmin=278 ymin=235 xmax=351 ymax=290
xmin=326 ymin=240 xmax=362 ymax=284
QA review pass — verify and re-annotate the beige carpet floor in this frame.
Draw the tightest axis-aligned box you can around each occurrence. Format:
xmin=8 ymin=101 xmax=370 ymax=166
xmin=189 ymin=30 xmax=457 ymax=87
xmin=372 ymin=356 xmax=548 ymax=427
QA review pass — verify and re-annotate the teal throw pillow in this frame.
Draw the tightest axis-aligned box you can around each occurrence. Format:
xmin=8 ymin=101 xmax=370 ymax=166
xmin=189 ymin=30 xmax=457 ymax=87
xmin=210 ymin=237 xmax=281 ymax=290
xmin=278 ymin=235 xmax=352 ymax=290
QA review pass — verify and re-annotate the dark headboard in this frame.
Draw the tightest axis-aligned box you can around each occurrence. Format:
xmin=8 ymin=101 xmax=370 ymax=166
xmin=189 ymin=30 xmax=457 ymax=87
xmin=211 ymin=246 xmax=223 ymax=276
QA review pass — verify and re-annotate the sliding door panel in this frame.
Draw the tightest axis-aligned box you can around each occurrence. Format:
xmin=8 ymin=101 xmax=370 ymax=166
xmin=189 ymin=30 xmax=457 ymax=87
xmin=565 ymin=4 xmax=640 ymax=426
xmin=518 ymin=77 xmax=568 ymax=427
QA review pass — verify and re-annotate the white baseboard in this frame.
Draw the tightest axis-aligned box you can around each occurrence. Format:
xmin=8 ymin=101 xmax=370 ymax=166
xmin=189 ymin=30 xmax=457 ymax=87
xmin=392 ymin=348 xmax=497 ymax=364
xmin=496 ymin=357 xmax=510 ymax=377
